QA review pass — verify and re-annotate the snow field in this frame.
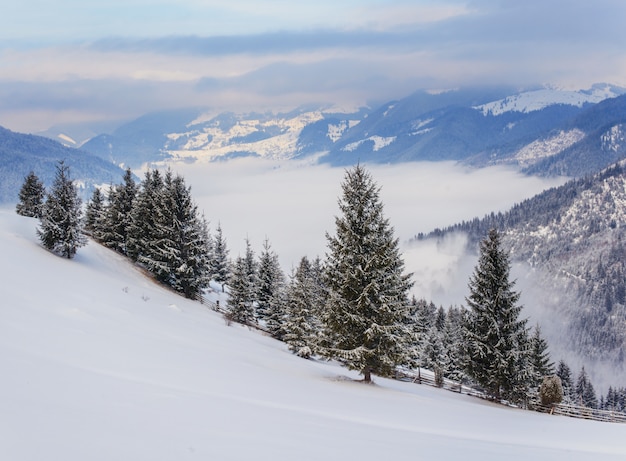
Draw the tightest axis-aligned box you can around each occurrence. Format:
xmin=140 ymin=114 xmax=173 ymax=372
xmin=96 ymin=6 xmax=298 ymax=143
xmin=2 ymin=208 xmax=626 ymax=461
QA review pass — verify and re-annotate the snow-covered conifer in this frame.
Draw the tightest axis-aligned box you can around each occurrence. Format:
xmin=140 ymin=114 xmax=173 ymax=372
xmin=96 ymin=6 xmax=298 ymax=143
xmin=283 ymin=257 xmax=319 ymax=358
xmin=462 ymin=228 xmax=530 ymax=403
xmin=575 ymin=366 xmax=598 ymax=408
xmin=84 ymin=187 xmax=106 ymax=239
xmin=256 ymin=238 xmax=285 ymax=327
xmin=226 ymin=255 xmax=256 ymax=325
xmin=556 ymin=360 xmax=575 ymax=403
xmin=16 ymin=171 xmax=45 ymax=218
xmin=320 ymin=165 xmax=414 ymax=382
xmin=100 ymin=168 xmax=137 ymax=255
xmin=37 ymin=161 xmax=86 ymax=259
xmin=126 ymin=169 xmax=164 ymax=262
xmin=528 ymin=324 xmax=554 ymax=391
xmin=441 ymin=306 xmax=465 ymax=381
xmin=211 ymin=223 xmax=230 ymax=292
xmin=146 ymin=171 xmax=210 ymax=299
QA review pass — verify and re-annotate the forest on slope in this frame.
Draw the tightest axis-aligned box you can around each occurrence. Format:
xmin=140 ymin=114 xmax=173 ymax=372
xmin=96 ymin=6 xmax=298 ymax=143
xmin=419 ymin=162 xmax=626 ymax=373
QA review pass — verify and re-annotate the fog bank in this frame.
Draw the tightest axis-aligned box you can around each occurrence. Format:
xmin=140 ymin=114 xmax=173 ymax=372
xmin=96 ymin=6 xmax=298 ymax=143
xmin=167 ymin=159 xmax=565 ymax=303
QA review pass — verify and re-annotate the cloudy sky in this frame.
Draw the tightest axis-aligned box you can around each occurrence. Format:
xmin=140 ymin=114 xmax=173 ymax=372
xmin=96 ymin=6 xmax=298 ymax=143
xmin=2 ymin=0 xmax=626 ymax=132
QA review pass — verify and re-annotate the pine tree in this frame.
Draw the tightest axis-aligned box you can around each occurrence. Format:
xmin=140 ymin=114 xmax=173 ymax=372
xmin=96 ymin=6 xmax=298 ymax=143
xmin=528 ymin=324 xmax=554 ymax=391
xmin=256 ymin=238 xmax=285 ymax=327
xmin=242 ymin=237 xmax=259 ymax=307
xmin=441 ymin=306 xmax=465 ymax=381
xmin=421 ymin=326 xmax=445 ymax=372
xmin=556 ymin=360 xmax=575 ymax=403
xmin=126 ymin=169 xmax=164 ymax=262
xmin=320 ymin=165 xmax=414 ymax=383
xmin=576 ymin=366 xmax=598 ymax=408
xmin=84 ymin=187 xmax=106 ymax=239
xmin=37 ymin=162 xmax=86 ymax=259
xmin=16 ymin=171 xmax=45 ymax=218
xmin=284 ymin=257 xmax=320 ymax=358
xmin=226 ymin=254 xmax=256 ymax=325
xmin=211 ymin=223 xmax=230 ymax=292
xmin=144 ymin=172 xmax=210 ymax=299
xmin=308 ymin=256 xmax=328 ymax=331
xmin=462 ymin=228 xmax=530 ymax=403
xmin=100 ymin=168 xmax=137 ymax=255
xmin=164 ymin=175 xmax=211 ymax=299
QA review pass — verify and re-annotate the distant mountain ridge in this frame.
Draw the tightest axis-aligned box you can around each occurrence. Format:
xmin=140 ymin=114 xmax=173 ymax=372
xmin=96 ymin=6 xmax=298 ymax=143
xmin=42 ymin=83 xmax=626 ymax=177
xmin=0 ymin=126 xmax=126 ymax=203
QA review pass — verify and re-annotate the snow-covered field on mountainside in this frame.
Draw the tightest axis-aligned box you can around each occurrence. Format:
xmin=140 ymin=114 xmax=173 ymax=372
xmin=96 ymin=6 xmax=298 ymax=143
xmin=2 ymin=208 xmax=626 ymax=461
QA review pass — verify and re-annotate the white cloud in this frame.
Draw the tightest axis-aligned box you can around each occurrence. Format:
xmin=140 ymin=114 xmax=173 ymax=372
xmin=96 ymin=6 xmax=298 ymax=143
xmin=2 ymin=0 xmax=626 ymax=132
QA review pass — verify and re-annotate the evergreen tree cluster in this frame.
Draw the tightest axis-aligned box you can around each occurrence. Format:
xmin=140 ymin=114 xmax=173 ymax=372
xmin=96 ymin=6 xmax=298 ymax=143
xmin=87 ymin=168 xmax=211 ymax=299
xmin=419 ymin=163 xmax=626 ymax=368
xmin=21 ymin=163 xmax=626 ymax=410
xmin=16 ymin=163 xmax=86 ymax=259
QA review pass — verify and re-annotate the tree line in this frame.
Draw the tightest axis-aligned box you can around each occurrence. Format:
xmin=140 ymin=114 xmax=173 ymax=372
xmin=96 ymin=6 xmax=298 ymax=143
xmin=15 ymin=162 xmax=620 ymax=409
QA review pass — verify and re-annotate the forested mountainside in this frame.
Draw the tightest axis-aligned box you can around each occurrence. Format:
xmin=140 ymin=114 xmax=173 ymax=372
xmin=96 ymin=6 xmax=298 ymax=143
xmin=0 ymin=126 xmax=125 ymax=202
xmin=419 ymin=162 xmax=626 ymax=368
xmin=523 ymin=95 xmax=626 ymax=177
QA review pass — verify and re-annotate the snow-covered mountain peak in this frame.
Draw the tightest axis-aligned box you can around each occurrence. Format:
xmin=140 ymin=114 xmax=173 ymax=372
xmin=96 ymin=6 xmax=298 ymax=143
xmin=474 ymin=84 xmax=626 ymax=116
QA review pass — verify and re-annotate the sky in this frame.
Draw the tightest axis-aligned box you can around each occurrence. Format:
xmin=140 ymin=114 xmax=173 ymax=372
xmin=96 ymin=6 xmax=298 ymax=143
xmin=1 ymin=0 xmax=626 ymax=132
xmin=4 ymin=208 xmax=626 ymax=460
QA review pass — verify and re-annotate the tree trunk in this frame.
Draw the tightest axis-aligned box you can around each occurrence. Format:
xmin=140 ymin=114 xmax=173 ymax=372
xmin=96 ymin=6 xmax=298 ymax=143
xmin=363 ymin=366 xmax=372 ymax=383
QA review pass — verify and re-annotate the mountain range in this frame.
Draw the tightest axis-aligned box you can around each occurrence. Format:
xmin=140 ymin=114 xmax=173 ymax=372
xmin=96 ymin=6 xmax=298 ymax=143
xmin=38 ymin=83 xmax=626 ymax=178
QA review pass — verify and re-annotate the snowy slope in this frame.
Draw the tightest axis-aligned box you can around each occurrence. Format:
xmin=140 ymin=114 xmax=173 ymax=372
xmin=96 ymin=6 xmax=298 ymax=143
xmin=166 ymin=111 xmax=326 ymax=162
xmin=2 ymin=208 xmax=626 ymax=461
xmin=474 ymin=84 xmax=625 ymax=116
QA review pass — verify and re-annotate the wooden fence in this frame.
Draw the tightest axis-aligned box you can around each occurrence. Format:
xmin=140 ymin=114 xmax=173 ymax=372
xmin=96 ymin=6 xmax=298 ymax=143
xmin=530 ymin=402 xmax=626 ymax=423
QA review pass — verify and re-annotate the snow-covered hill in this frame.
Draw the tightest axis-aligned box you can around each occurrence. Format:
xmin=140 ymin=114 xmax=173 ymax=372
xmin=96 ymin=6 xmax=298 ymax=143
xmin=474 ymin=83 xmax=624 ymax=116
xmin=2 ymin=208 xmax=626 ymax=460
xmin=0 ymin=126 xmax=126 ymax=203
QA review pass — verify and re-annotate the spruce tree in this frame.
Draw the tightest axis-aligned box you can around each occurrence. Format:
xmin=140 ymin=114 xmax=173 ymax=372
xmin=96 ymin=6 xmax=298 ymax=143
xmin=144 ymin=172 xmax=210 ymax=299
xmin=441 ymin=306 xmax=465 ymax=381
xmin=528 ymin=324 xmax=554 ymax=390
xmin=556 ymin=360 xmax=575 ymax=403
xmin=164 ymin=174 xmax=211 ymax=299
xmin=283 ymin=257 xmax=319 ymax=358
xmin=126 ymin=169 xmax=164 ymax=262
xmin=242 ymin=237 xmax=259 ymax=307
xmin=211 ymin=223 xmax=230 ymax=292
xmin=84 ymin=187 xmax=106 ymax=239
xmin=308 ymin=256 xmax=328 ymax=331
xmin=462 ymin=228 xmax=530 ymax=403
xmin=256 ymin=238 xmax=285 ymax=326
xmin=16 ymin=171 xmax=45 ymax=218
xmin=226 ymin=254 xmax=256 ymax=325
xmin=321 ymin=165 xmax=414 ymax=383
xmin=421 ymin=326 xmax=445 ymax=372
xmin=37 ymin=162 xmax=86 ymax=259
xmin=100 ymin=168 xmax=137 ymax=255
xmin=576 ymin=367 xmax=598 ymax=408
